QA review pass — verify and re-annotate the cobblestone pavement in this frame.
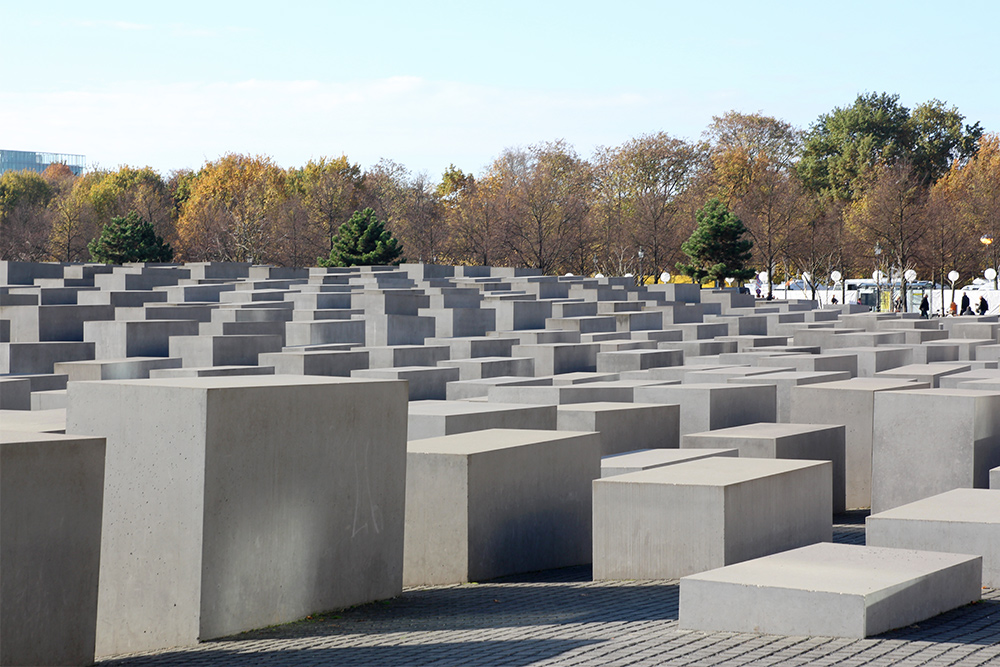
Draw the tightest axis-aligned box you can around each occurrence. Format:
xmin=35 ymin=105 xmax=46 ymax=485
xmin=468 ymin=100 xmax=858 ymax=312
xmin=99 ymin=513 xmax=1000 ymax=666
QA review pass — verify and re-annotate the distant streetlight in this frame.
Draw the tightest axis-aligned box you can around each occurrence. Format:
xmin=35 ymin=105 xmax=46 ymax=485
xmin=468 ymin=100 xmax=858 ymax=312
xmin=873 ymin=243 xmax=883 ymax=311
xmin=637 ymin=247 xmax=644 ymax=287
xmin=949 ymin=270 xmax=960 ymax=313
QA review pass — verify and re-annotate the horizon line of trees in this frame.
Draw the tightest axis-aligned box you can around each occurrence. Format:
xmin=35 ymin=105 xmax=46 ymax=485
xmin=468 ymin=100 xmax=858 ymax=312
xmin=2 ymin=92 xmax=997 ymax=292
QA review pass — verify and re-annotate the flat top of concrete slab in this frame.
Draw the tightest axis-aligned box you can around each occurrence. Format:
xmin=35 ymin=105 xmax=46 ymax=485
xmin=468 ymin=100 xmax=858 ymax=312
xmin=0 ymin=428 xmax=101 ymax=445
xmin=408 ymin=400 xmax=551 ymax=416
xmin=877 ymin=363 xmax=973 ymax=374
xmin=597 ymin=456 xmax=827 ymax=487
xmin=729 ymin=371 xmax=851 ymax=383
xmin=868 ymin=488 xmax=1000 ymax=523
xmin=602 ymin=448 xmax=738 ymax=466
xmin=69 ymin=374 xmax=396 ymax=390
xmin=684 ymin=422 xmax=844 ymax=439
xmin=558 ymin=401 xmax=673 ymax=413
xmin=0 ymin=408 xmax=66 ymax=432
xmin=796 ymin=378 xmax=928 ymax=392
xmin=682 ymin=543 xmax=980 ymax=596
xmin=407 ymin=428 xmax=596 ymax=455
xmin=881 ymin=388 xmax=1000 ymax=398
xmin=447 ymin=376 xmax=553 ymax=387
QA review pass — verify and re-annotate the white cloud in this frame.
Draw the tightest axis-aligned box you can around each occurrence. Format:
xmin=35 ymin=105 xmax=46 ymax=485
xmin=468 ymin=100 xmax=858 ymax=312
xmin=1 ymin=78 xmax=711 ymax=177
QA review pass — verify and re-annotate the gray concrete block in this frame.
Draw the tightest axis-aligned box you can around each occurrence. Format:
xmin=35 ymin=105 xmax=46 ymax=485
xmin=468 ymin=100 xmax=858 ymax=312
xmin=790 ymin=378 xmax=930 ymax=510
xmin=683 ymin=422 xmax=847 ymax=513
xmin=836 ymin=346 xmax=913 ymax=377
xmin=633 ymin=383 xmax=777 ymax=436
xmin=404 ymin=429 xmax=600 ymax=586
xmin=557 ymin=402 xmax=680 ymax=455
xmin=601 ymin=447 xmax=738 ymax=477
xmin=0 ymin=341 xmax=95 ymax=374
xmin=1 ymin=430 xmax=105 ymax=666
xmin=438 ymin=356 xmax=534 ymax=380
xmin=148 ymin=365 xmax=276 ymax=378
xmin=728 ymin=370 xmax=853 ymax=422
xmin=593 ymin=457 xmax=832 ymax=580
xmin=85 ymin=319 xmax=200 ymax=358
xmin=759 ymin=352 xmax=858 ymax=377
xmin=169 ymin=334 xmax=282 ymax=368
xmin=364 ymin=344 xmax=450 ymax=369
xmin=407 ymin=400 xmax=557 ymax=440
xmin=53 ymin=356 xmax=184 ymax=381
xmin=679 ymin=543 xmax=982 ymax=638
xmin=868 ymin=488 xmax=1000 ymax=587
xmin=595 ymin=349 xmax=683 ymax=373
xmin=874 ymin=362 xmax=973 ymax=388
xmin=66 ymin=375 xmax=408 ymax=656
xmin=512 ymin=342 xmax=599 ymax=376
xmin=353 ymin=365 xmax=461 ymax=400
xmin=0 ymin=377 xmax=31 ymax=410
xmin=259 ymin=349 xmax=369 ymax=377
xmin=871 ymin=389 xmax=1000 ymax=513
xmin=285 ymin=319 xmax=365 ymax=346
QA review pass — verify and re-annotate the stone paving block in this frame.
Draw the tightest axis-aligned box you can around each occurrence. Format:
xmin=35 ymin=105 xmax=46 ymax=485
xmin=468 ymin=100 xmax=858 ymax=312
xmin=683 ymin=422 xmax=847 ymax=513
xmin=593 ymin=457 xmax=831 ymax=580
xmin=600 ymin=447 xmax=738 ymax=477
xmin=871 ymin=388 xmax=1000 ymax=513
xmin=407 ymin=400 xmax=557 ymax=440
xmin=868 ymin=488 xmax=1000 ymax=587
xmin=353 ymin=365 xmax=461 ymax=400
xmin=728 ymin=370 xmax=852 ymax=422
xmin=633 ymin=383 xmax=776 ymax=436
xmin=1 ymin=430 xmax=106 ymax=667
xmin=404 ymin=429 xmax=600 ymax=586
xmin=557 ymin=402 xmax=680 ymax=455
xmin=66 ymin=375 xmax=408 ymax=656
xmin=790 ymin=378 xmax=929 ymax=510
xmin=679 ymin=542 xmax=982 ymax=638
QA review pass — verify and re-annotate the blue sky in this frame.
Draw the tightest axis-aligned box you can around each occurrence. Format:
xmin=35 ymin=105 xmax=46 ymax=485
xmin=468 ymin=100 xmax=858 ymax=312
xmin=4 ymin=1 xmax=998 ymax=179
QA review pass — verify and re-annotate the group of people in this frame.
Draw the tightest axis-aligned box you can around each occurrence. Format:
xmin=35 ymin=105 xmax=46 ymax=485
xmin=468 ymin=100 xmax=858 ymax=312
xmin=943 ymin=293 xmax=990 ymax=317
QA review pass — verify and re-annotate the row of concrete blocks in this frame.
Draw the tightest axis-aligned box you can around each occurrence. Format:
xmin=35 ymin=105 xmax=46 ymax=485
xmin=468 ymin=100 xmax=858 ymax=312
xmin=7 ymin=377 xmax=1000 ymax=664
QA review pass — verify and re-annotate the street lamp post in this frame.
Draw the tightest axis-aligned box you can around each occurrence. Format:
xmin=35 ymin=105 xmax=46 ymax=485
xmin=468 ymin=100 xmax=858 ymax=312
xmin=874 ymin=243 xmax=883 ymax=312
xmin=982 ymin=234 xmax=996 ymax=289
xmin=637 ymin=247 xmax=644 ymax=287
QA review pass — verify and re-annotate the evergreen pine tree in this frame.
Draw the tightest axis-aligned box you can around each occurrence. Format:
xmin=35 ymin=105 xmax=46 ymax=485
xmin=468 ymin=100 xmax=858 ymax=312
xmin=318 ymin=208 xmax=403 ymax=267
xmin=676 ymin=198 xmax=755 ymax=286
xmin=88 ymin=211 xmax=174 ymax=264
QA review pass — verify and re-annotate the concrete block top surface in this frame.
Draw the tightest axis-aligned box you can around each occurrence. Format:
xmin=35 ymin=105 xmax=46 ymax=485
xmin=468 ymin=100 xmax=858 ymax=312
xmin=602 ymin=448 xmax=738 ymax=467
xmin=407 ymin=428 xmax=597 ymax=456
xmin=407 ymin=400 xmax=547 ymax=416
xmin=685 ymin=422 xmax=845 ymax=439
xmin=0 ymin=408 xmax=66 ymax=432
xmin=0 ymin=428 xmax=101 ymax=445
xmin=682 ymin=543 xmax=981 ymax=596
xmin=67 ymin=373 xmax=402 ymax=391
xmin=798 ymin=377 xmax=929 ymax=392
xmin=557 ymin=401 xmax=668 ymax=414
xmin=598 ymin=456 xmax=828 ymax=487
xmin=869 ymin=488 xmax=1000 ymax=523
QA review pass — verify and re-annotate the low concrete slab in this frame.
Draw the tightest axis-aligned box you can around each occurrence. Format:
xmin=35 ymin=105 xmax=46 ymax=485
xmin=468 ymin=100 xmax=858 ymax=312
xmin=601 ymin=448 xmax=737 ymax=477
xmin=679 ymin=543 xmax=982 ymax=638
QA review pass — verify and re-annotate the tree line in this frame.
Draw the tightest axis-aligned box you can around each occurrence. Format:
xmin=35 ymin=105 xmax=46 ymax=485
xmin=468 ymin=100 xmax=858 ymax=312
xmin=2 ymin=93 xmax=996 ymax=292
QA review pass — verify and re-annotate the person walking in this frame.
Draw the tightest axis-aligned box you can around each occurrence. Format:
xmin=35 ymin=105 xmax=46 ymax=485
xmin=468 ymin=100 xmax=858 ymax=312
xmin=919 ymin=295 xmax=929 ymax=319
xmin=978 ymin=296 xmax=989 ymax=315
xmin=961 ymin=293 xmax=971 ymax=315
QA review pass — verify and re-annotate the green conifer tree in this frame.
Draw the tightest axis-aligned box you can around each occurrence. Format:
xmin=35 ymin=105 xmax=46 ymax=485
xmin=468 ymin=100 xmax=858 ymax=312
xmin=88 ymin=211 xmax=174 ymax=264
xmin=318 ymin=207 xmax=403 ymax=267
xmin=676 ymin=198 xmax=755 ymax=287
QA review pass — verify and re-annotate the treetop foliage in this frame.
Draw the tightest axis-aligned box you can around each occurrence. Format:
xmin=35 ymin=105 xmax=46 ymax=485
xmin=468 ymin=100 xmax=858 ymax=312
xmin=318 ymin=207 xmax=403 ymax=267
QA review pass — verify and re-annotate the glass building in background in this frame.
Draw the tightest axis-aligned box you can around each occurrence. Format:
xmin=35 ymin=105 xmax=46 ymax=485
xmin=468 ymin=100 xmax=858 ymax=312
xmin=0 ymin=149 xmax=86 ymax=176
